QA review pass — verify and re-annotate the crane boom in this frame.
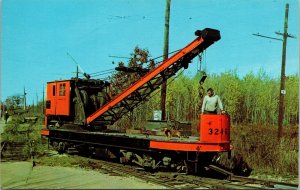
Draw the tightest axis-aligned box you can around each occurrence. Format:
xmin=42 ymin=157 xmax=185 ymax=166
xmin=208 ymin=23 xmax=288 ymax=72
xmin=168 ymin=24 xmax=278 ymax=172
xmin=86 ymin=28 xmax=221 ymax=125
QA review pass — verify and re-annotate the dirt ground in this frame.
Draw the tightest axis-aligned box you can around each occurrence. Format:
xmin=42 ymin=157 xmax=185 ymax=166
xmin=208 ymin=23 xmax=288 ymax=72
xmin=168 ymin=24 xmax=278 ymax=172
xmin=0 ymin=161 xmax=166 ymax=189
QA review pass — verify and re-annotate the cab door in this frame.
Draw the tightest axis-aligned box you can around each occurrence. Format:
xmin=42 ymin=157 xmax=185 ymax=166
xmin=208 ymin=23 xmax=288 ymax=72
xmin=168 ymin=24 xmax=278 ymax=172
xmin=46 ymin=82 xmax=57 ymax=115
xmin=55 ymin=81 xmax=70 ymax=116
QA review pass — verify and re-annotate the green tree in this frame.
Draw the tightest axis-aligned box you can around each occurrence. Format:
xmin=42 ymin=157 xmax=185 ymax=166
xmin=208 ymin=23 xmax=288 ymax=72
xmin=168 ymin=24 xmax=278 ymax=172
xmin=5 ymin=95 xmax=24 ymax=113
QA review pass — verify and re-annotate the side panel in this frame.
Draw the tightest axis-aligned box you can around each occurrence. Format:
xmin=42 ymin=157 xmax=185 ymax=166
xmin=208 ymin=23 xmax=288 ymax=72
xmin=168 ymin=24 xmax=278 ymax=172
xmin=41 ymin=129 xmax=49 ymax=136
xmin=149 ymin=141 xmax=230 ymax=152
xmin=45 ymin=82 xmax=57 ymax=115
xmin=49 ymin=130 xmax=151 ymax=151
xmin=199 ymin=114 xmax=230 ymax=144
xmin=55 ymin=81 xmax=70 ymax=116
xmin=41 ymin=116 xmax=49 ymax=136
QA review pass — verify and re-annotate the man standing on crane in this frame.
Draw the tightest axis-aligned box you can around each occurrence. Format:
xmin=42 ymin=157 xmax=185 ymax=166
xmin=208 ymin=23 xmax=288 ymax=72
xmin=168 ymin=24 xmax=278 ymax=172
xmin=201 ymin=88 xmax=225 ymax=114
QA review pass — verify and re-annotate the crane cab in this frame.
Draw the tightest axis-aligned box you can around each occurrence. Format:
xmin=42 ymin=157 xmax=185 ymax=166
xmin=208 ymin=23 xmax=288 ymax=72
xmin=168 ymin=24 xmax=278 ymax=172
xmin=46 ymin=80 xmax=71 ymax=116
xmin=42 ymin=78 xmax=111 ymax=136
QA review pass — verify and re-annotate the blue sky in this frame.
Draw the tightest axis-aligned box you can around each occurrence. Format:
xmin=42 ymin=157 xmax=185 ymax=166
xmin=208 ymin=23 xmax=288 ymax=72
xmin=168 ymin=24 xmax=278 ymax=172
xmin=1 ymin=0 xmax=299 ymax=104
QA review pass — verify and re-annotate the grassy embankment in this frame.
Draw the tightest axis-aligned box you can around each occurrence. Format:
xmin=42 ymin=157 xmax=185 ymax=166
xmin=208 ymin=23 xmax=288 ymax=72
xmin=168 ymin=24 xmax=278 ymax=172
xmin=230 ymin=124 xmax=298 ymax=176
xmin=1 ymin=117 xmax=46 ymax=160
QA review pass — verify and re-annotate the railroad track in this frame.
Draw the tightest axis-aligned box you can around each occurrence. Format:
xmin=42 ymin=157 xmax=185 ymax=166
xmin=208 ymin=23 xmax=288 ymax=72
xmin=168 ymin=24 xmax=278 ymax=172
xmin=229 ymin=175 xmax=299 ymax=189
xmin=1 ymin=142 xmax=28 ymax=161
xmin=46 ymin=152 xmax=298 ymax=189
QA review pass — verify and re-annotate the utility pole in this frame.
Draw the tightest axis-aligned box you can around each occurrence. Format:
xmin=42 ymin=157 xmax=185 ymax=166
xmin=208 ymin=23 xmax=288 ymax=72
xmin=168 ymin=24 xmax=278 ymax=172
xmin=161 ymin=0 xmax=171 ymax=120
xmin=253 ymin=3 xmax=295 ymax=139
xmin=277 ymin=3 xmax=290 ymax=139
xmin=36 ymin=92 xmax=38 ymax=109
xmin=32 ymin=99 xmax=34 ymax=112
xmin=76 ymin=64 xmax=79 ymax=79
xmin=23 ymin=87 xmax=27 ymax=110
xmin=42 ymin=86 xmax=45 ymax=114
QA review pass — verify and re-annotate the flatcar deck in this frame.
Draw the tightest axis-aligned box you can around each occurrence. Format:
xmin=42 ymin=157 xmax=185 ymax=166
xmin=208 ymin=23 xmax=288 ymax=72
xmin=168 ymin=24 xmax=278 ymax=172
xmin=48 ymin=129 xmax=230 ymax=152
xmin=85 ymin=130 xmax=200 ymax=142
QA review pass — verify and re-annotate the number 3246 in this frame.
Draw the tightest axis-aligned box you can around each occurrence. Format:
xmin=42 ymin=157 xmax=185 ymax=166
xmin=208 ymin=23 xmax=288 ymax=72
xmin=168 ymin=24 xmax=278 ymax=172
xmin=208 ymin=128 xmax=228 ymax=135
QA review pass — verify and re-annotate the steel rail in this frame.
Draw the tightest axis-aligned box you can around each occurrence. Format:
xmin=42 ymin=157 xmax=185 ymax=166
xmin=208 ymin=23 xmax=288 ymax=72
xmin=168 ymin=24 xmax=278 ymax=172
xmin=229 ymin=175 xmax=298 ymax=189
xmin=47 ymin=152 xmax=298 ymax=189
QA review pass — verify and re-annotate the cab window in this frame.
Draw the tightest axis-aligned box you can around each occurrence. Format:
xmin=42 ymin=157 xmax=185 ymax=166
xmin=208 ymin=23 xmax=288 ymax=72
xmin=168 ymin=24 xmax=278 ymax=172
xmin=52 ymin=85 xmax=56 ymax=96
xmin=59 ymin=83 xmax=66 ymax=96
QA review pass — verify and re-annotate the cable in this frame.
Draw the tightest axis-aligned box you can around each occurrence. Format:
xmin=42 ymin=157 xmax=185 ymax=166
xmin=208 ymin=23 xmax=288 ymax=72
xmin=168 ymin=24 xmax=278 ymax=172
xmin=88 ymin=48 xmax=183 ymax=82
xmin=149 ymin=48 xmax=181 ymax=63
xmin=89 ymin=69 xmax=115 ymax=75
xmin=147 ymin=69 xmax=185 ymax=100
xmin=91 ymin=70 xmax=116 ymax=77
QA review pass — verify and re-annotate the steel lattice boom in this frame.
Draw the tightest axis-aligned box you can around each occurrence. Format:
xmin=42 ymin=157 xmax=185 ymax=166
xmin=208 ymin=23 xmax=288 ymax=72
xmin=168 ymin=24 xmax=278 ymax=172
xmin=86 ymin=28 xmax=221 ymax=125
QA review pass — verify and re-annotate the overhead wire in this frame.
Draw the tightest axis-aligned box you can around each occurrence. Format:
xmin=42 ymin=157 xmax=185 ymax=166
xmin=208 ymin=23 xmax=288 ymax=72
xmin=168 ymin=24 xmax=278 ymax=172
xmin=89 ymin=69 xmax=115 ymax=75
xmin=147 ymin=48 xmax=182 ymax=68
xmin=92 ymin=70 xmax=116 ymax=77
xmin=89 ymin=48 xmax=182 ymax=80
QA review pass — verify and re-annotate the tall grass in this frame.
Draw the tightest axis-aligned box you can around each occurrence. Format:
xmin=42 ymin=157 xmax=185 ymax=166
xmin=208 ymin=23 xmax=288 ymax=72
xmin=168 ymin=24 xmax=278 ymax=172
xmin=230 ymin=124 xmax=298 ymax=175
xmin=142 ymin=71 xmax=299 ymax=126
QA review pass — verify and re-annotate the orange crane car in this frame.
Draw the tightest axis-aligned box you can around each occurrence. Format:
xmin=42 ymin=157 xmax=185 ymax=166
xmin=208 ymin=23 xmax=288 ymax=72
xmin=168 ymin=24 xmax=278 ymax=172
xmin=41 ymin=28 xmax=251 ymax=176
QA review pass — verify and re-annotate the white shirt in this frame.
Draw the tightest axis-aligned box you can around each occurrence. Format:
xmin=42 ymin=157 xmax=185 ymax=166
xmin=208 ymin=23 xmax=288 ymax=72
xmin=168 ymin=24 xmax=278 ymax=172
xmin=201 ymin=94 xmax=224 ymax=113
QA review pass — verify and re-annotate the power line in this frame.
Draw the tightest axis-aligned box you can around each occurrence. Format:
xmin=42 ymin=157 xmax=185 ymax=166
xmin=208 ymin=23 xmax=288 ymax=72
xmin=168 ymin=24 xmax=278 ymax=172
xmin=91 ymin=71 xmax=116 ymax=77
xmin=90 ymin=69 xmax=115 ymax=75
xmin=108 ymin=55 xmax=131 ymax=59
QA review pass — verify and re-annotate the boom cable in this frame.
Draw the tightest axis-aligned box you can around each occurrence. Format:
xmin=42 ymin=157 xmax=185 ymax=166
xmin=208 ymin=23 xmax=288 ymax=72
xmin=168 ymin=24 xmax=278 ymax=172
xmin=90 ymin=48 xmax=182 ymax=78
